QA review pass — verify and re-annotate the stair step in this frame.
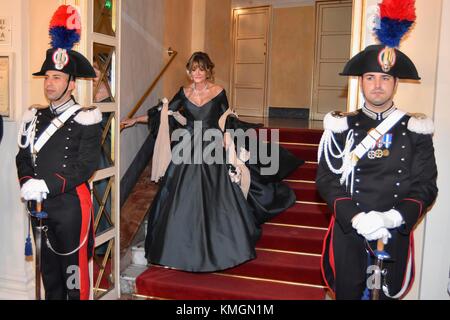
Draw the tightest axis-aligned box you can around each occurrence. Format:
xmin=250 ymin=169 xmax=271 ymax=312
xmin=287 ymin=162 xmax=317 ymax=181
xmin=131 ymin=241 xmax=147 ymax=266
xmin=286 ymin=181 xmax=324 ymax=203
xmin=281 ymin=144 xmax=318 ymax=162
xmin=120 ymin=264 xmax=149 ymax=294
xmin=271 ymin=202 xmax=331 ymax=228
xmin=120 ymin=164 xmax=158 ymax=254
xmin=222 ymin=249 xmax=324 ymax=285
xmin=261 ymin=128 xmax=323 ymax=145
xmin=136 ymin=266 xmax=326 ymax=300
xmin=258 ymin=224 xmax=326 ymax=254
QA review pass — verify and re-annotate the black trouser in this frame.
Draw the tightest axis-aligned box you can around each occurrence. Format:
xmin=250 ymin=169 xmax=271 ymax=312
xmin=30 ymin=184 xmax=94 ymax=300
xmin=332 ymin=227 xmax=408 ymax=300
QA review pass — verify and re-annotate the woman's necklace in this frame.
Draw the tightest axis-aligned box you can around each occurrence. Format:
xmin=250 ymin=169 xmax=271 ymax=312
xmin=192 ymin=82 xmax=209 ymax=96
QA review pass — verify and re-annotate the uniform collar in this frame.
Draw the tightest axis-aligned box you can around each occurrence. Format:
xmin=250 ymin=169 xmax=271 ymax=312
xmin=362 ymin=103 xmax=396 ymax=121
xmin=50 ymin=96 xmax=77 ymax=115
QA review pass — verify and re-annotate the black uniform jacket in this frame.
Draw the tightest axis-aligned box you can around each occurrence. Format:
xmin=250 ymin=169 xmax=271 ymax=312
xmin=16 ymin=102 xmax=102 ymax=198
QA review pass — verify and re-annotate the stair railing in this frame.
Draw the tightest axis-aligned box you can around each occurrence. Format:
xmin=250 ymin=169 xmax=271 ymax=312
xmin=120 ymin=47 xmax=178 ymax=131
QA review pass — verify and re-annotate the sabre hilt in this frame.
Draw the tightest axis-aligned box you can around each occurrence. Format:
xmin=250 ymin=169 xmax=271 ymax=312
xmin=374 ymin=239 xmax=391 ymax=261
xmin=30 ymin=202 xmax=48 ymax=220
xmin=377 ymin=239 xmax=384 ymax=251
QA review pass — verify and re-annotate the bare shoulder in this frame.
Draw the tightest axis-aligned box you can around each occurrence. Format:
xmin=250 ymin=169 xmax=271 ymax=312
xmin=209 ymin=84 xmax=224 ymax=96
xmin=183 ymin=86 xmax=193 ymax=95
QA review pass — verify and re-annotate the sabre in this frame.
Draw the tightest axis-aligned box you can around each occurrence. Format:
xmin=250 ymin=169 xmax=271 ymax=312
xmin=371 ymin=239 xmax=390 ymax=300
xmin=31 ymin=201 xmax=48 ymax=300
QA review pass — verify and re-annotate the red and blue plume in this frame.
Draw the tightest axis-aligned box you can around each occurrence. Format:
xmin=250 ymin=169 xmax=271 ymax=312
xmin=375 ymin=0 xmax=416 ymax=48
xmin=49 ymin=5 xmax=82 ymax=50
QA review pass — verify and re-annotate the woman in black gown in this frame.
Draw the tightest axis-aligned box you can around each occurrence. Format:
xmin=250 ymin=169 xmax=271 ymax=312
xmin=121 ymin=52 xmax=303 ymax=272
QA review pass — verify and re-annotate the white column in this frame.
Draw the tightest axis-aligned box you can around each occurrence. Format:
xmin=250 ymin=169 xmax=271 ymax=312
xmin=0 ymin=0 xmax=34 ymax=300
xmin=420 ymin=0 xmax=450 ymax=300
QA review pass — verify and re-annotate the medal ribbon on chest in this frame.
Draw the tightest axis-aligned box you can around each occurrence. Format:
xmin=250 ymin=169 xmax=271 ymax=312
xmin=368 ymin=133 xmax=393 ymax=159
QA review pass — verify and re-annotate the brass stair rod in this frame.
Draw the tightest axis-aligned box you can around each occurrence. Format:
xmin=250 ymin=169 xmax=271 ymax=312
xmin=121 ymin=48 xmax=177 ymax=129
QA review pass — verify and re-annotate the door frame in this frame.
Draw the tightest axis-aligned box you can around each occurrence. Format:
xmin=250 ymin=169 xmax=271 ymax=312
xmin=62 ymin=0 xmax=121 ymax=300
xmin=347 ymin=0 xmax=383 ymax=112
xmin=311 ymin=0 xmax=353 ymax=120
xmin=347 ymin=0 xmax=364 ymax=112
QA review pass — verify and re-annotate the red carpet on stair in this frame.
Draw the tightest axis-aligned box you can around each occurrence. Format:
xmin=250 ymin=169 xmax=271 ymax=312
xmin=264 ymin=127 xmax=323 ymax=145
xmin=286 ymin=181 xmax=324 ymax=203
xmin=136 ymin=266 xmax=327 ymax=300
xmin=271 ymin=202 xmax=330 ymax=228
xmin=258 ymin=224 xmax=325 ymax=254
xmin=281 ymin=143 xmax=318 ymax=162
xmin=223 ymin=249 xmax=324 ymax=285
xmin=136 ymin=126 xmax=329 ymax=300
xmin=288 ymin=162 xmax=318 ymax=181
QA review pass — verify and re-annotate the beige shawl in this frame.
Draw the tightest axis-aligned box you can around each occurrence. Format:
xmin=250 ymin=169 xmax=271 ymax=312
xmin=151 ymin=100 xmax=251 ymax=198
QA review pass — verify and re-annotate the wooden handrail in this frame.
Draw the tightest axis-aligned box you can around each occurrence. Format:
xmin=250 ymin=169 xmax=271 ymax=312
xmin=120 ymin=48 xmax=177 ymax=131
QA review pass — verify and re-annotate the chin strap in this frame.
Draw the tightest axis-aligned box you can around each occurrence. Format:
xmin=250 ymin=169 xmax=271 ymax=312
xmin=54 ymin=75 xmax=75 ymax=102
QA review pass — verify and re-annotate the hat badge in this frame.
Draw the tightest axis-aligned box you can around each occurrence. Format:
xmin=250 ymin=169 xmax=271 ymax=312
xmin=52 ymin=48 xmax=70 ymax=70
xmin=378 ymin=47 xmax=396 ymax=73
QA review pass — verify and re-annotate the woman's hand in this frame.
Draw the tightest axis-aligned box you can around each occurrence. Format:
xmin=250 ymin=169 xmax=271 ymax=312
xmin=121 ymin=118 xmax=138 ymax=129
xmin=120 ymin=114 xmax=149 ymax=131
xmin=223 ymin=132 xmax=232 ymax=149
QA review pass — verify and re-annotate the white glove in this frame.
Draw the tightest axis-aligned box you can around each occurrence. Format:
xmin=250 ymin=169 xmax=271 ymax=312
xmin=21 ymin=179 xmax=49 ymax=202
xmin=376 ymin=209 xmax=404 ymax=229
xmin=364 ymin=227 xmax=392 ymax=245
xmin=23 ymin=191 xmax=47 ymax=202
xmin=352 ymin=211 xmax=385 ymax=235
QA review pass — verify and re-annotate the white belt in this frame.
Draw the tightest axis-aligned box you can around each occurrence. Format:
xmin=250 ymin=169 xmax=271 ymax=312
xmin=352 ymin=109 xmax=406 ymax=163
xmin=33 ymin=105 xmax=82 ymax=154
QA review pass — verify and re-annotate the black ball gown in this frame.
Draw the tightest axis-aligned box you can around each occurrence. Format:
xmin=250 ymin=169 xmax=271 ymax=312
xmin=144 ymin=87 xmax=304 ymax=272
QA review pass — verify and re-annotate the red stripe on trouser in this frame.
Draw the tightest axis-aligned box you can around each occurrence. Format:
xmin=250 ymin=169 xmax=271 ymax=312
xmin=321 ymin=217 xmax=336 ymax=297
xmin=400 ymin=233 xmax=416 ymax=299
xmin=320 ymin=198 xmax=352 ymax=297
xmin=76 ymin=184 xmax=92 ymax=300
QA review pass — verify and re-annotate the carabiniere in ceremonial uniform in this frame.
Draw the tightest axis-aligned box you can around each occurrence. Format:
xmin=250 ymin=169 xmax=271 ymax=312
xmin=16 ymin=5 xmax=102 ymax=300
xmin=317 ymin=44 xmax=438 ymax=300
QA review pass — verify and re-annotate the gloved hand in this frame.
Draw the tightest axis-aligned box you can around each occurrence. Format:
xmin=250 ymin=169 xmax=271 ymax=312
xmin=352 ymin=211 xmax=385 ymax=235
xmin=25 ymin=191 xmax=46 ymax=202
xmin=376 ymin=209 xmax=404 ymax=229
xmin=364 ymin=227 xmax=392 ymax=245
xmin=21 ymin=179 xmax=49 ymax=202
